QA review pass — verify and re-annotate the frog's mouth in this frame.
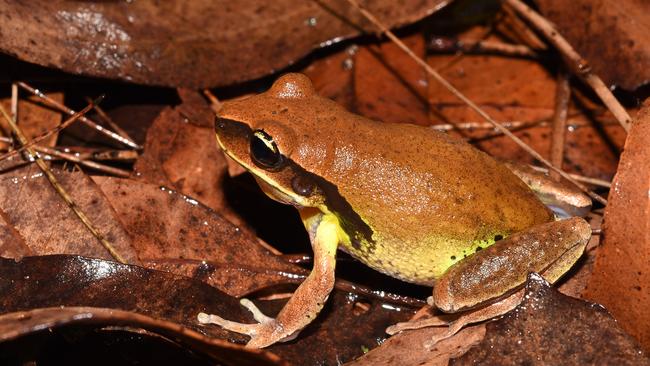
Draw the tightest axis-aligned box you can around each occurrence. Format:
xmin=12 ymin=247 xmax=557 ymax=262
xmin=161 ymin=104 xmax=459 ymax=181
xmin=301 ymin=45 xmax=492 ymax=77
xmin=252 ymin=174 xmax=304 ymax=207
xmin=215 ymin=122 xmax=309 ymax=209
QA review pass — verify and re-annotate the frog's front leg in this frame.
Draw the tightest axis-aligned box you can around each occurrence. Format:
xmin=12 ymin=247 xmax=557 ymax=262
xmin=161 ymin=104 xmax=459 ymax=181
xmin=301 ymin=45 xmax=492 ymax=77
xmin=198 ymin=209 xmax=339 ymax=348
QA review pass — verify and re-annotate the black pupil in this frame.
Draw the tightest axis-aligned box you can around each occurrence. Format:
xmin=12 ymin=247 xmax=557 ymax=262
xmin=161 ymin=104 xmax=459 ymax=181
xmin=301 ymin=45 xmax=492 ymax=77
xmin=251 ymin=131 xmax=281 ymax=168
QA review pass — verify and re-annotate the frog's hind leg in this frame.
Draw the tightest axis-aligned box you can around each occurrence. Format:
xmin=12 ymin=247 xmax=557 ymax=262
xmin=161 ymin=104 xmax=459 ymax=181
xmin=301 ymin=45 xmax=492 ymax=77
xmin=503 ymin=161 xmax=592 ymax=218
xmin=387 ymin=288 xmax=524 ymax=349
xmin=387 ymin=217 xmax=591 ymax=346
xmin=433 ymin=217 xmax=591 ymax=313
xmin=198 ymin=210 xmax=339 ymax=348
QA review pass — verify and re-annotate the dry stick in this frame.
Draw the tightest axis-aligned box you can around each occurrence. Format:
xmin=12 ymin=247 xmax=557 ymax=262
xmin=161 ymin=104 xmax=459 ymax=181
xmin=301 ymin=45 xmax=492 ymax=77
xmin=344 ymin=0 xmax=607 ymax=205
xmin=0 ymin=139 xmax=136 ymax=168
xmin=16 ymin=82 xmax=141 ymax=149
xmin=504 ymin=0 xmax=631 ymax=132
xmin=74 ymin=149 xmax=139 ymax=162
xmin=498 ymin=3 xmax=548 ymax=50
xmin=429 ymin=38 xmax=537 ymax=58
xmin=549 ymin=71 xmax=571 ymax=181
xmin=33 ymin=145 xmax=131 ymax=178
xmin=0 ymin=101 xmax=98 ymax=163
xmin=84 ymin=97 xmax=137 ymax=146
xmin=2 ymin=88 xmax=126 ymax=264
xmin=430 ymin=112 xmax=597 ymax=132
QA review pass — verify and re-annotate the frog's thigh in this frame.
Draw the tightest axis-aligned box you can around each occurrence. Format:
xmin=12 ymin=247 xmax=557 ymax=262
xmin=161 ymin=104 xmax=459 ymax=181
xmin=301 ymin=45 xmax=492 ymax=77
xmin=504 ymin=161 xmax=592 ymax=218
xmin=433 ymin=217 xmax=591 ymax=313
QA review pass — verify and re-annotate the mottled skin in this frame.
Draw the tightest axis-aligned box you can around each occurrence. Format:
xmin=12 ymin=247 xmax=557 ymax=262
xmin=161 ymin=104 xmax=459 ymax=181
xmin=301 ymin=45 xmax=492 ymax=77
xmin=200 ymin=73 xmax=591 ymax=348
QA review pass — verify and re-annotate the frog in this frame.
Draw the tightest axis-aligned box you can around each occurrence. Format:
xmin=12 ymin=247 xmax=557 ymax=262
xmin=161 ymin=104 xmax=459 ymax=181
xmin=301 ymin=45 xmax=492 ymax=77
xmin=198 ymin=73 xmax=592 ymax=348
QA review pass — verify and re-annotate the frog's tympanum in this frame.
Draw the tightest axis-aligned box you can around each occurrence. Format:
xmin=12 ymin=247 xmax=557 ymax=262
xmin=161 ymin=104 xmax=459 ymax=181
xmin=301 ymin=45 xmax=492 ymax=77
xmin=199 ymin=73 xmax=592 ymax=348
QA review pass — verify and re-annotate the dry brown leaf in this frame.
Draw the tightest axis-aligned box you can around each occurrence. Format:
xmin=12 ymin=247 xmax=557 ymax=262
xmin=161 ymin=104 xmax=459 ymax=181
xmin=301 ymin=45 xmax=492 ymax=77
xmin=0 ymin=0 xmax=449 ymax=88
xmin=0 ymin=165 xmax=138 ymax=262
xmin=354 ymin=35 xmax=431 ymax=126
xmin=92 ymin=176 xmax=302 ymax=296
xmin=537 ymin=0 xmax=650 ymax=90
xmin=0 ymin=93 xmax=62 ymax=150
xmin=584 ymin=100 xmax=650 ymax=352
xmin=133 ymin=98 xmax=231 ymax=216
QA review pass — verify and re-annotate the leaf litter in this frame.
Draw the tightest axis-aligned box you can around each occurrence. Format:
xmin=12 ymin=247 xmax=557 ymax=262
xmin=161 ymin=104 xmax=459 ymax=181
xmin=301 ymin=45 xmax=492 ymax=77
xmin=0 ymin=0 xmax=647 ymax=365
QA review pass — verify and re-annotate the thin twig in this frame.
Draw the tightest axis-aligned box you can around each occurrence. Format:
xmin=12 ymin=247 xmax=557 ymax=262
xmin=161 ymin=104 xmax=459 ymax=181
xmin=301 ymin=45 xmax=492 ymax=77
xmin=84 ymin=96 xmax=137 ymax=146
xmin=59 ymin=148 xmax=139 ymax=162
xmin=550 ymin=70 xmax=571 ymax=181
xmin=16 ymin=82 xmax=141 ymax=149
xmin=0 ymin=100 xmax=99 ymax=163
xmin=428 ymin=38 xmax=537 ymax=58
xmin=498 ymin=4 xmax=548 ymax=50
xmin=430 ymin=113 xmax=599 ymax=132
xmin=503 ymin=0 xmax=631 ymax=132
xmin=343 ymin=0 xmax=607 ymax=205
xmin=33 ymin=145 xmax=131 ymax=178
xmin=2 ymin=87 xmax=126 ymax=264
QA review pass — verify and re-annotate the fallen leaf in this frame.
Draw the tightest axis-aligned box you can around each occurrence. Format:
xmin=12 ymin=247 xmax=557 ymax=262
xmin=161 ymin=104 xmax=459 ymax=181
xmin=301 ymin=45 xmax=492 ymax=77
xmin=0 ymin=255 xmax=288 ymax=365
xmin=93 ymin=176 xmax=302 ymax=296
xmin=133 ymin=99 xmax=231 ymax=215
xmin=452 ymin=274 xmax=650 ymax=365
xmin=348 ymin=325 xmax=485 ymax=366
xmin=267 ymin=289 xmax=415 ymax=365
xmin=0 ymin=0 xmax=449 ymax=88
xmin=584 ymin=100 xmax=650 ymax=351
xmin=0 ymin=93 xmax=63 ymax=150
xmin=537 ymin=0 xmax=650 ymax=90
xmin=0 ymin=321 xmax=218 ymax=366
xmin=0 ymin=165 xmax=138 ymax=262
xmin=354 ymin=35 xmax=430 ymax=126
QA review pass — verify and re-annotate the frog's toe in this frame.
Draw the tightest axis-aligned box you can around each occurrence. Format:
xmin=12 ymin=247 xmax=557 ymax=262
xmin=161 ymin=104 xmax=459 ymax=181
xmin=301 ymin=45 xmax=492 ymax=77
xmin=386 ymin=315 xmax=450 ymax=335
xmin=198 ymin=298 xmax=297 ymax=348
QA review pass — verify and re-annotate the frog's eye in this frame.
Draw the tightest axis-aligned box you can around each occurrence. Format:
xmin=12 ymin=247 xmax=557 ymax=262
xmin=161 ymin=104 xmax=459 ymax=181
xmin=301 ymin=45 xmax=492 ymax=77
xmin=250 ymin=130 xmax=283 ymax=169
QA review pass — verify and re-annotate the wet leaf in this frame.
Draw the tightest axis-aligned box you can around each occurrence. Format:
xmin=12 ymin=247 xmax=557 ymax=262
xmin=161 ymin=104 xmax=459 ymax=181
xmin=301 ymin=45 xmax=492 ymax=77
xmin=584 ymin=101 xmax=650 ymax=351
xmin=452 ymin=274 xmax=650 ymax=365
xmin=0 ymin=0 xmax=449 ymax=88
xmin=537 ymin=0 xmax=650 ymax=90
xmin=0 ymin=323 xmax=217 ymax=366
xmin=267 ymin=289 xmax=416 ymax=365
xmin=0 ymin=255 xmax=288 ymax=365
xmin=0 ymin=165 xmax=138 ymax=262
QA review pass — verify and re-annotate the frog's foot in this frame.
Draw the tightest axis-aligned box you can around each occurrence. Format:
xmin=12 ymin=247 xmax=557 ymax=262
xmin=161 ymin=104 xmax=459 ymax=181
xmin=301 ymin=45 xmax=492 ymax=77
xmin=503 ymin=161 xmax=592 ymax=218
xmin=387 ymin=289 xmax=524 ymax=350
xmin=198 ymin=298 xmax=298 ymax=348
xmin=385 ymin=313 xmax=450 ymax=335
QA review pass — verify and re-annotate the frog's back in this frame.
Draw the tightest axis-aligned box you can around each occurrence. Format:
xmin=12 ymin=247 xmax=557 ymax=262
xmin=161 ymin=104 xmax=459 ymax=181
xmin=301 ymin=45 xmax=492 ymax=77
xmin=299 ymin=103 xmax=553 ymax=284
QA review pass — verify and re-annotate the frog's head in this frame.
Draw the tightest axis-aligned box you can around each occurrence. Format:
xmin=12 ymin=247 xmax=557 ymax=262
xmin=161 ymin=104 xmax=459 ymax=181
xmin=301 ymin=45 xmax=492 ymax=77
xmin=215 ymin=73 xmax=332 ymax=209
